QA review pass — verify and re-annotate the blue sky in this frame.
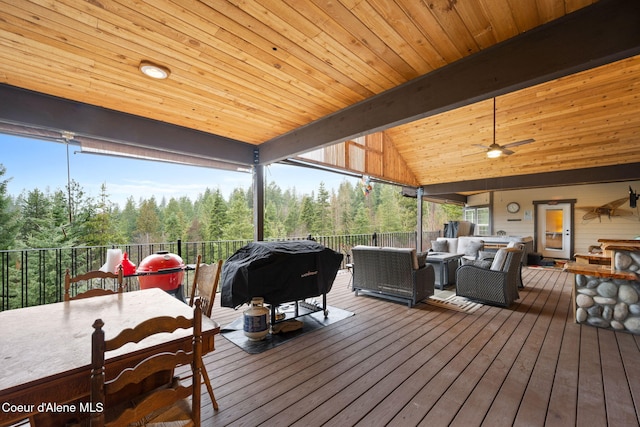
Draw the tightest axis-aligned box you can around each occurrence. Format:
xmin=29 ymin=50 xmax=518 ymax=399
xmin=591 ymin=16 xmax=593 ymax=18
xmin=0 ymin=133 xmax=358 ymax=207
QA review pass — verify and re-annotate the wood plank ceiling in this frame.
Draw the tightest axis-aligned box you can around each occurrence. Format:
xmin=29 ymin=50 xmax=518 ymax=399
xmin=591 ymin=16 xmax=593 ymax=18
xmin=0 ymin=0 xmax=639 ymax=194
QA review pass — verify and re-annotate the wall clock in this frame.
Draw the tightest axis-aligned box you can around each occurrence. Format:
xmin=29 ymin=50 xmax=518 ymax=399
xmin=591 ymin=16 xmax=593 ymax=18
xmin=507 ymin=202 xmax=520 ymax=213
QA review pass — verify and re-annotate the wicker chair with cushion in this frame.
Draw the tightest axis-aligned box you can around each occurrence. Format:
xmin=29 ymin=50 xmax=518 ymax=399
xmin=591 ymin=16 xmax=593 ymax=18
xmin=455 ymin=247 xmax=523 ymax=307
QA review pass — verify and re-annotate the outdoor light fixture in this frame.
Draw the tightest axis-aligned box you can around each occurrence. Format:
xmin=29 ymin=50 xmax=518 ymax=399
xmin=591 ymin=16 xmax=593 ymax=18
xmin=139 ymin=61 xmax=170 ymax=79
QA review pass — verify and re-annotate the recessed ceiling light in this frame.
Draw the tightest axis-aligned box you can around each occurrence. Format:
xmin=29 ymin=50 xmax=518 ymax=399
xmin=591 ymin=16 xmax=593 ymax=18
xmin=139 ymin=61 xmax=170 ymax=79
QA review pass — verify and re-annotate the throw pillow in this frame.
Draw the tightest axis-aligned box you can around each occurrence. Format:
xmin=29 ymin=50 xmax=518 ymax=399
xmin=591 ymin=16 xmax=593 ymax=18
xmin=490 ymin=249 xmax=508 ymax=271
xmin=470 ymin=259 xmax=493 ymax=269
xmin=431 ymin=240 xmax=448 ymax=252
xmin=464 ymin=240 xmax=484 ymax=258
xmin=478 ymin=251 xmax=495 ymax=261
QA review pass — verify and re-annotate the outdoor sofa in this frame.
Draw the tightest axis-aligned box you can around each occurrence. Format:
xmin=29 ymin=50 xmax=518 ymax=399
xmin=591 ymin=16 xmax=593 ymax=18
xmin=431 ymin=236 xmax=485 ymax=263
xmin=351 ymin=245 xmax=435 ymax=307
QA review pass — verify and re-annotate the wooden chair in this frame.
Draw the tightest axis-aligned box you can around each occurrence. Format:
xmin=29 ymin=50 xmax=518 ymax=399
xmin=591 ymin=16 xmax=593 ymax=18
xmin=188 ymin=254 xmax=223 ymax=410
xmin=189 ymin=255 xmax=223 ymax=318
xmin=90 ymin=301 xmax=203 ymax=427
xmin=64 ymin=266 xmax=124 ymax=301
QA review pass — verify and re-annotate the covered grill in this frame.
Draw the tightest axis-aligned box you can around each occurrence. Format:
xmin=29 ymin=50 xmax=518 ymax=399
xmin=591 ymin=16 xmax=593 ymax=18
xmin=220 ymin=241 xmax=343 ymax=309
xmin=136 ymin=251 xmax=186 ymax=301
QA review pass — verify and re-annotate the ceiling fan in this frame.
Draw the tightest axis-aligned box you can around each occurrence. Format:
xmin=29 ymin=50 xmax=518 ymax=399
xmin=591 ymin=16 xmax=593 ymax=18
xmin=471 ymin=98 xmax=535 ymax=158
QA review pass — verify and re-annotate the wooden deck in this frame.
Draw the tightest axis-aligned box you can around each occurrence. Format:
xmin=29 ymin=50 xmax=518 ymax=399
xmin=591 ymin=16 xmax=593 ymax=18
xmin=201 ymin=267 xmax=640 ymax=426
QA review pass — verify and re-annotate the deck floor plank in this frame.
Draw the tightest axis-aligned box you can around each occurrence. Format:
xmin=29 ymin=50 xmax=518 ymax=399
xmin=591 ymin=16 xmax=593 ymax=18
xmin=213 ymin=303 xmax=397 ymax=424
xmin=196 ymin=267 xmax=640 ymax=427
xmin=388 ymin=307 xmax=506 ymax=426
xmin=540 ymin=272 xmax=580 ymax=427
xmin=599 ymin=329 xmax=639 ymax=427
xmin=615 ymin=332 xmax=640 ymax=425
xmin=312 ymin=306 xmax=497 ymax=426
xmin=237 ymin=303 xmax=453 ymax=426
xmin=513 ymin=267 xmax=572 ymax=426
xmin=421 ymin=276 xmax=551 ymax=425
xmin=482 ymin=268 xmax=565 ymax=425
xmin=577 ymin=320 xmax=608 ymax=426
xmin=448 ymin=268 xmax=558 ymax=426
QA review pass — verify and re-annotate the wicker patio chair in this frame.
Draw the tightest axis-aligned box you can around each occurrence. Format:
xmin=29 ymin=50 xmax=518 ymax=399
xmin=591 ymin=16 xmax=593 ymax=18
xmin=455 ymin=248 xmax=523 ymax=307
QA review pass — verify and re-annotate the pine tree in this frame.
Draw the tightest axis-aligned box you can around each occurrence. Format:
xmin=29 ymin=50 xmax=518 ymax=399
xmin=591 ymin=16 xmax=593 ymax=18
xmin=283 ymin=192 xmax=300 ymax=236
xmin=299 ymin=195 xmax=316 ymax=235
xmin=17 ymin=188 xmax=52 ymax=245
xmin=207 ymin=189 xmax=228 ymax=240
xmin=136 ymin=197 xmax=161 ymax=243
xmin=82 ymin=183 xmax=123 ymax=246
xmin=377 ymin=185 xmax=403 ymax=232
xmin=164 ymin=198 xmax=187 ymax=241
xmin=118 ymin=197 xmax=139 ymax=242
xmin=314 ymin=182 xmax=332 ymax=234
xmin=222 ymin=188 xmax=253 ymax=240
xmin=334 ymin=181 xmax=355 ymax=234
xmin=0 ymin=165 xmax=18 ymax=249
xmin=352 ymin=203 xmax=371 ymax=234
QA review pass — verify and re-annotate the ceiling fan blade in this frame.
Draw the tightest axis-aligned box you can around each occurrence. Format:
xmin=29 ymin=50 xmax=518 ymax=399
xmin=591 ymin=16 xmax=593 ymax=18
xmin=501 ymin=148 xmax=515 ymax=155
xmin=472 ymin=144 xmax=490 ymax=149
xmin=463 ymin=150 xmax=483 ymax=157
xmin=502 ymin=138 xmax=535 ymax=148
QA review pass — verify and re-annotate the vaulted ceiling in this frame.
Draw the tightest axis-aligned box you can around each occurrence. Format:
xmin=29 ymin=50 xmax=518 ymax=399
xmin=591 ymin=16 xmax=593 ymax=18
xmin=1 ymin=0 xmax=639 ymax=197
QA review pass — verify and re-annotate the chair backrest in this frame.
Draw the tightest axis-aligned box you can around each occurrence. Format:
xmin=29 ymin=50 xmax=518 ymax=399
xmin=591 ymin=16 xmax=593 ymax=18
xmin=490 ymin=248 xmax=523 ymax=273
xmin=90 ymin=301 xmax=202 ymax=427
xmin=189 ymin=254 xmax=223 ymax=318
xmin=64 ymin=266 xmax=124 ymax=301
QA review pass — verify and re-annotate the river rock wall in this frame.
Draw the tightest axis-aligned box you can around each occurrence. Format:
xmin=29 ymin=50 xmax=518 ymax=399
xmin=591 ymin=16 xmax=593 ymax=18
xmin=574 ymin=251 xmax=640 ymax=334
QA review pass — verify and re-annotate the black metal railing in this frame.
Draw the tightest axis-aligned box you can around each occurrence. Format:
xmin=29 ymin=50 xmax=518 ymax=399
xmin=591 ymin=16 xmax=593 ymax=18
xmin=0 ymin=231 xmax=440 ymax=311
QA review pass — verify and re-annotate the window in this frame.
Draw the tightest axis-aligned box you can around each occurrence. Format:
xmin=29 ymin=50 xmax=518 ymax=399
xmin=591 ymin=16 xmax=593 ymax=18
xmin=463 ymin=206 xmax=490 ymax=236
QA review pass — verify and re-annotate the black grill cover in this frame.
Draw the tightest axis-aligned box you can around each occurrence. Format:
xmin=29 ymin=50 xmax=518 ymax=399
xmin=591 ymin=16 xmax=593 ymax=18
xmin=220 ymin=241 xmax=343 ymax=308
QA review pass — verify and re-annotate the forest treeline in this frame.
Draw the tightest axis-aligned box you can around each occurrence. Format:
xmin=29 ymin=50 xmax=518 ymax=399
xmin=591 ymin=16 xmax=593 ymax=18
xmin=0 ymin=164 xmax=461 ymax=251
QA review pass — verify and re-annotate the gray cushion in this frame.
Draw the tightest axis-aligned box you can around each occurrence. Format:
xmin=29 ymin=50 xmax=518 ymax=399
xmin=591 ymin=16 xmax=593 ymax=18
xmin=478 ymin=251 xmax=495 ymax=261
xmin=491 ymin=248 xmax=522 ymax=272
xmin=468 ymin=259 xmax=493 ymax=269
xmin=464 ymin=240 xmax=484 ymax=257
xmin=431 ymin=240 xmax=449 ymax=252
xmin=490 ymin=249 xmax=508 ymax=271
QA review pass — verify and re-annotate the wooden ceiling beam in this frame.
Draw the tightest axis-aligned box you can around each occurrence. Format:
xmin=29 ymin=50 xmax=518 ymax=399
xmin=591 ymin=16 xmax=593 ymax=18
xmin=0 ymin=84 xmax=257 ymax=166
xmin=401 ymin=187 xmax=468 ymax=205
xmin=259 ymin=0 xmax=640 ymax=164
xmin=420 ymin=163 xmax=640 ymax=195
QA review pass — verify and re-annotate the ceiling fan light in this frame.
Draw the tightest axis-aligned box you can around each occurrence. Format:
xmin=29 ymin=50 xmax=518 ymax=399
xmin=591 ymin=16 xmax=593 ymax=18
xmin=487 ymin=148 xmax=502 ymax=158
xmin=139 ymin=61 xmax=170 ymax=79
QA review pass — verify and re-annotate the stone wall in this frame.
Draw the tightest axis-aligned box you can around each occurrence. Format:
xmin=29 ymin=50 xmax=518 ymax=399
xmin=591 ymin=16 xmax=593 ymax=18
xmin=574 ymin=251 xmax=640 ymax=334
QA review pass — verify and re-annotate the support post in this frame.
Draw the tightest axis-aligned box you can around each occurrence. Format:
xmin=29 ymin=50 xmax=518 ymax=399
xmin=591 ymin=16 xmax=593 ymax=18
xmin=416 ymin=187 xmax=424 ymax=252
xmin=253 ymin=164 xmax=265 ymax=241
